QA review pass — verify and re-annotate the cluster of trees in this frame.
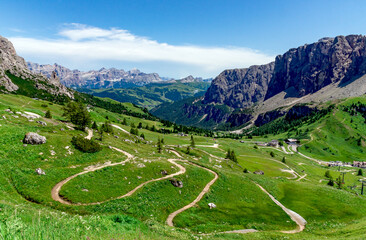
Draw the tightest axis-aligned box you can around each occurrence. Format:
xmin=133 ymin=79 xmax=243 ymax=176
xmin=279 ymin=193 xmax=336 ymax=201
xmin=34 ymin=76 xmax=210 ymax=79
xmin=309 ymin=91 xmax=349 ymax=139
xmin=342 ymin=101 xmax=366 ymax=122
xmin=226 ymin=149 xmax=237 ymax=163
xmin=249 ymin=106 xmax=334 ymax=136
xmin=71 ymin=136 xmax=102 ymax=153
xmin=63 ymin=102 xmax=91 ymax=130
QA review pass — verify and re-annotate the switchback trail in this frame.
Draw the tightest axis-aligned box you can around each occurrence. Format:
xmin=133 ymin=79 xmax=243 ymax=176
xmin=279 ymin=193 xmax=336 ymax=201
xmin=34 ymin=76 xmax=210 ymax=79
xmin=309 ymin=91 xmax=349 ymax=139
xmin=166 ymin=160 xmax=219 ymax=227
xmin=51 ymin=149 xmax=187 ymax=205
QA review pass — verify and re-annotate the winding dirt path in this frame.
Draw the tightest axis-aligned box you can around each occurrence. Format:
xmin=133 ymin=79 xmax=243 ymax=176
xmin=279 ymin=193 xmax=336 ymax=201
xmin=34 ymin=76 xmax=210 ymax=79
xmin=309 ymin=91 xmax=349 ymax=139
xmin=166 ymin=162 xmax=218 ymax=227
xmin=111 ymin=124 xmax=130 ymax=135
xmin=85 ymin=128 xmax=93 ymax=140
xmin=51 ymin=147 xmax=134 ymax=205
xmin=296 ymin=174 xmax=308 ymax=182
xmin=254 ymin=183 xmax=306 ymax=233
xmin=51 ymin=152 xmax=188 ymax=205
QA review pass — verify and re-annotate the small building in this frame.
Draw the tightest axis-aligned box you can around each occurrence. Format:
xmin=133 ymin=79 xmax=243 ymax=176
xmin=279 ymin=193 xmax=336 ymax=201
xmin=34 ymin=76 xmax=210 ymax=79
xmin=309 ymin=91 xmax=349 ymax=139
xmin=353 ymin=161 xmax=366 ymax=168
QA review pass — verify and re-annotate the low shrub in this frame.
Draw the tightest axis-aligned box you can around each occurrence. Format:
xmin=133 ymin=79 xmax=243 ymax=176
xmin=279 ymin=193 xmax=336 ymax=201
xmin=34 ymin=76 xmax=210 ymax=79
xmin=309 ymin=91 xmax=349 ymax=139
xmin=71 ymin=136 xmax=102 ymax=153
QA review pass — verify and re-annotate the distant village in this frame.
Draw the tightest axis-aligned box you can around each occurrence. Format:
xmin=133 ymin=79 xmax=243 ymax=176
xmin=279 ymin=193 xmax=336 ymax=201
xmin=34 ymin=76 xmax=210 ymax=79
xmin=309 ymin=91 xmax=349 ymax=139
xmin=247 ymin=138 xmax=366 ymax=169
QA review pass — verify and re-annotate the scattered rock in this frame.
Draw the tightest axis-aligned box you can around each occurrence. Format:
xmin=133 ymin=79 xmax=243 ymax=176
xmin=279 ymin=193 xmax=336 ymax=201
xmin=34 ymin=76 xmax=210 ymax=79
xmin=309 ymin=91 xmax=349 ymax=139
xmin=161 ymin=170 xmax=168 ymax=176
xmin=36 ymin=120 xmax=47 ymax=126
xmin=208 ymin=203 xmax=217 ymax=209
xmin=137 ymin=163 xmax=146 ymax=168
xmin=50 ymin=150 xmax=56 ymax=156
xmin=35 ymin=168 xmax=45 ymax=175
xmin=253 ymin=170 xmax=264 ymax=175
xmin=23 ymin=132 xmax=47 ymax=145
xmin=23 ymin=144 xmax=27 ymax=147
xmin=60 ymin=128 xmax=65 ymax=131
xmin=2 ymin=115 xmax=6 ymax=119
xmin=170 ymin=178 xmax=183 ymax=188
xmin=137 ymin=176 xmax=142 ymax=179
xmin=65 ymin=146 xmax=70 ymax=149
xmin=82 ymin=189 xmax=89 ymax=192
xmin=114 ymin=135 xmax=119 ymax=138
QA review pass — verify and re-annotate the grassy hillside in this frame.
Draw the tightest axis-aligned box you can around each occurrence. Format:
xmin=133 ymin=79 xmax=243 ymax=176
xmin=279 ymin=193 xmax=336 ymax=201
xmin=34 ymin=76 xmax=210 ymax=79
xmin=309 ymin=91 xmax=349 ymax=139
xmin=1 ymin=93 xmax=366 ymax=239
xmin=79 ymin=81 xmax=210 ymax=109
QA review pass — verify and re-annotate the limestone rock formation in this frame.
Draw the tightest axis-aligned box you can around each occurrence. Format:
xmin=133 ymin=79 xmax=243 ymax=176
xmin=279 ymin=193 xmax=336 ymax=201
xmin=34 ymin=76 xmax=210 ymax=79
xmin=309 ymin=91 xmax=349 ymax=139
xmin=27 ymin=62 xmax=162 ymax=88
xmin=23 ymin=132 xmax=47 ymax=145
xmin=155 ymin=34 xmax=366 ymax=129
xmin=203 ymin=63 xmax=275 ymax=109
xmin=265 ymin=35 xmax=366 ymax=100
xmin=0 ymin=35 xmax=73 ymax=98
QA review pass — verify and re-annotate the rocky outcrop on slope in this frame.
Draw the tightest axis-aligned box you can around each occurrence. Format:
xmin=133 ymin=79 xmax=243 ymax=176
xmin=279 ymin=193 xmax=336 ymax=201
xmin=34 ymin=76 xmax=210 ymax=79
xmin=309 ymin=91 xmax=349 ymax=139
xmin=23 ymin=132 xmax=47 ymax=145
xmin=0 ymin=36 xmax=73 ymax=98
xmin=203 ymin=63 xmax=275 ymax=109
xmin=162 ymin=34 xmax=366 ymax=129
xmin=27 ymin=62 xmax=162 ymax=88
xmin=265 ymin=35 xmax=366 ymax=100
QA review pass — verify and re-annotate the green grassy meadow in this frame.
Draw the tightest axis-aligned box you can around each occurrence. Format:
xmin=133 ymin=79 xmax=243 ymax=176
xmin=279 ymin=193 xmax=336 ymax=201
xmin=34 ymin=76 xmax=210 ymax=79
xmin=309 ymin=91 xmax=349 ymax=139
xmin=1 ymin=94 xmax=366 ymax=239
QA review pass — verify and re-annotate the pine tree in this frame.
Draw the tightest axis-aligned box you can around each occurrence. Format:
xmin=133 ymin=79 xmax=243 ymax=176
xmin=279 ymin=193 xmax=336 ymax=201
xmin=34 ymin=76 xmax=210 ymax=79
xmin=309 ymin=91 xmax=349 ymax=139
xmin=62 ymin=102 xmax=91 ymax=130
xmin=336 ymin=176 xmax=342 ymax=189
xmin=270 ymin=151 xmax=275 ymax=158
xmin=327 ymin=179 xmax=334 ymax=186
xmin=186 ymin=146 xmax=190 ymax=154
xmin=358 ymin=169 xmax=363 ymax=176
xmin=231 ymin=150 xmax=238 ymax=163
xmin=122 ymin=118 xmax=127 ymax=126
xmin=92 ymin=121 xmax=98 ymax=130
xmin=140 ymin=133 xmax=145 ymax=139
xmin=226 ymin=149 xmax=231 ymax=159
xmin=282 ymin=157 xmax=286 ymax=163
xmin=45 ymin=110 xmax=52 ymax=119
xmin=157 ymin=137 xmax=162 ymax=153
xmin=138 ymin=122 xmax=143 ymax=129
xmin=99 ymin=129 xmax=104 ymax=141
xmin=243 ymin=168 xmax=248 ymax=173
xmin=190 ymin=135 xmax=195 ymax=148
xmin=325 ymin=170 xmax=332 ymax=179
xmin=161 ymin=138 xmax=165 ymax=145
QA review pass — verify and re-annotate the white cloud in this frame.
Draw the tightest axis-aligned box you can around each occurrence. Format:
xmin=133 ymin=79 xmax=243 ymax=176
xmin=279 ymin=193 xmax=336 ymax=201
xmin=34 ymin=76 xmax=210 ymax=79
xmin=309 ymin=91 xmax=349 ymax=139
xmin=9 ymin=24 xmax=275 ymax=77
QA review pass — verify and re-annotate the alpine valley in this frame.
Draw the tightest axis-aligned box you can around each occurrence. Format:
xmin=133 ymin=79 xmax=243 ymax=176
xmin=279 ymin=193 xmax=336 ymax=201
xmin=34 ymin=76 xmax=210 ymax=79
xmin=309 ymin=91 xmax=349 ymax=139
xmin=1 ymin=27 xmax=366 ymax=240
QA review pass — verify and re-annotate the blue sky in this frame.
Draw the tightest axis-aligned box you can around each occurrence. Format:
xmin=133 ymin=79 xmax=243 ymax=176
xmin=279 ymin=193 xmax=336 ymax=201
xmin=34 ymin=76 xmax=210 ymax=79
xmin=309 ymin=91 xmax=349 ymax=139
xmin=1 ymin=0 xmax=366 ymax=78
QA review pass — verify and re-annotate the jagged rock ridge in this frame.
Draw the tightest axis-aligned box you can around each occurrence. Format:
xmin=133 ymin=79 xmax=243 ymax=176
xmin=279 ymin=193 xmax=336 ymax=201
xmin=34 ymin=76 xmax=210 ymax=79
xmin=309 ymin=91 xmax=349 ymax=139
xmin=27 ymin=62 xmax=162 ymax=89
xmin=203 ymin=63 xmax=274 ymax=109
xmin=0 ymin=36 xmax=73 ymax=98
xmin=153 ymin=34 xmax=366 ymax=129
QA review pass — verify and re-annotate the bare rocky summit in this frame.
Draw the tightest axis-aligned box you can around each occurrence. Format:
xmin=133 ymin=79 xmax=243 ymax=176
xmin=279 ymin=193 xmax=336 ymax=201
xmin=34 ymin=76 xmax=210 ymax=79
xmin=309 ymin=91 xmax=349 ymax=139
xmin=0 ymin=36 xmax=73 ymax=98
xmin=203 ymin=63 xmax=274 ymax=109
xmin=154 ymin=34 xmax=366 ymax=129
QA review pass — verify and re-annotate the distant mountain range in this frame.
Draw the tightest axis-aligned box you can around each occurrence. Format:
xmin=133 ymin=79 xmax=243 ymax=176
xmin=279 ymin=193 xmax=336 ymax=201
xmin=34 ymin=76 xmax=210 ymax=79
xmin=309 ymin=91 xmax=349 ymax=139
xmin=152 ymin=35 xmax=366 ymax=130
xmin=27 ymin=62 xmax=212 ymax=89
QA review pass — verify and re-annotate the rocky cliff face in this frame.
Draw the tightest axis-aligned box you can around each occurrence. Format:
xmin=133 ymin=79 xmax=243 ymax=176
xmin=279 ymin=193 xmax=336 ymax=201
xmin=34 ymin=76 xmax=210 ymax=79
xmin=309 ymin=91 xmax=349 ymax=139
xmin=27 ymin=62 xmax=162 ymax=89
xmin=203 ymin=63 xmax=275 ymax=109
xmin=265 ymin=35 xmax=366 ymax=100
xmin=0 ymin=36 xmax=73 ymax=98
xmin=154 ymin=34 xmax=366 ymax=129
